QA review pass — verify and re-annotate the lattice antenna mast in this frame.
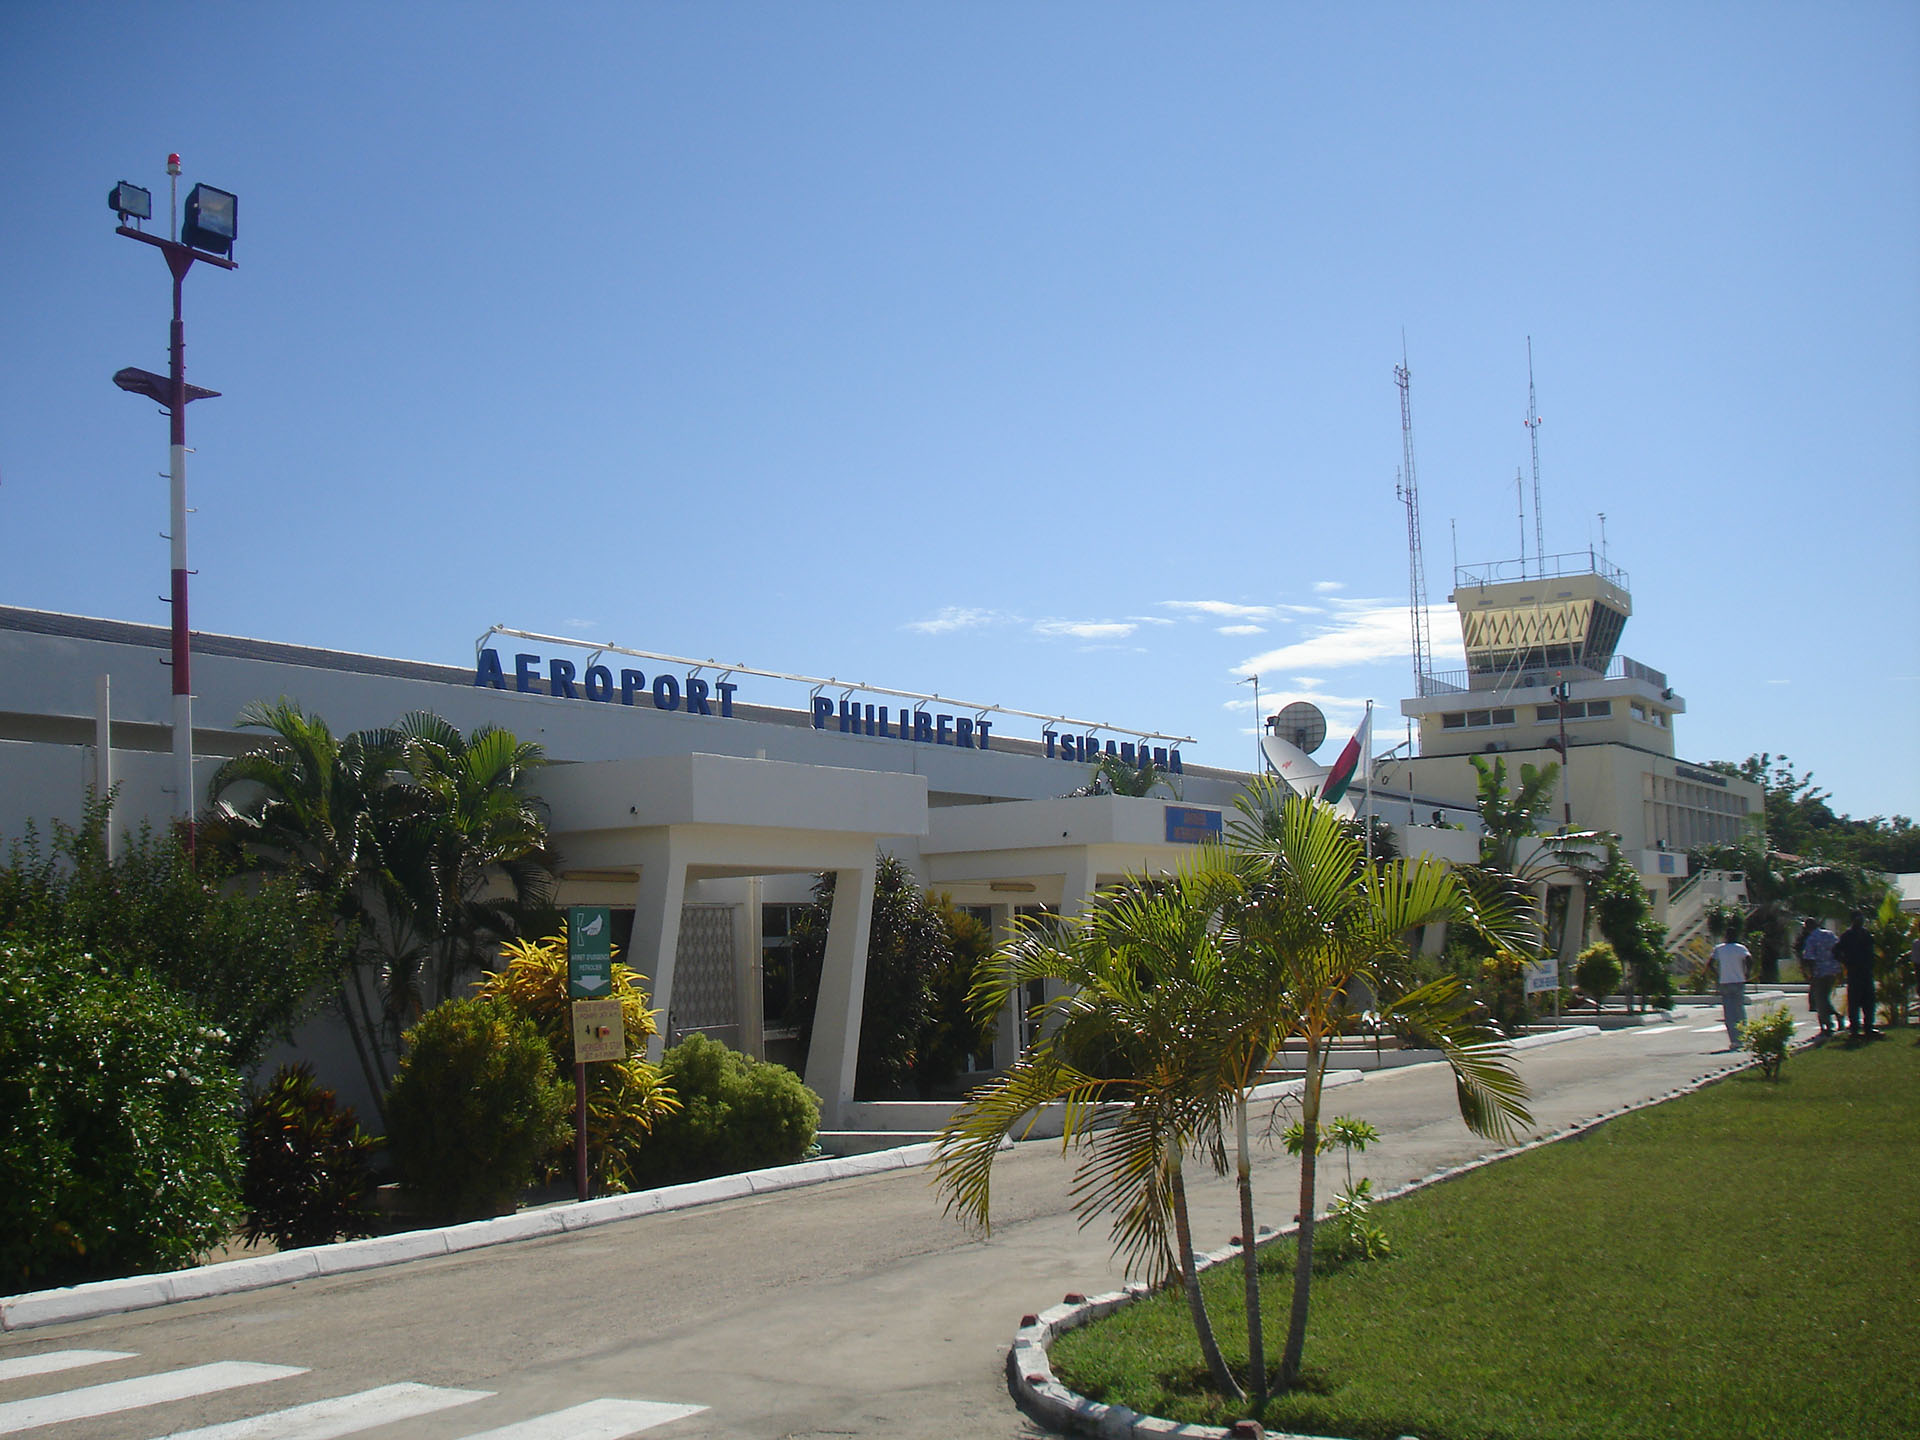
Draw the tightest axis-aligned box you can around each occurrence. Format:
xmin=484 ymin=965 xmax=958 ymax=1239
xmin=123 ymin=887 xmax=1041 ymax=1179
xmin=1525 ymin=336 xmax=1545 ymax=576
xmin=1394 ymin=352 xmax=1434 ymax=696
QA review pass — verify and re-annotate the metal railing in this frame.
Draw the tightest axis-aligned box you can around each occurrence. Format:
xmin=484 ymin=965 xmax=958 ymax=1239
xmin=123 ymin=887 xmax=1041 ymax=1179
xmin=1417 ymin=653 xmax=1667 ymax=698
xmin=1453 ymin=549 xmax=1629 ymax=592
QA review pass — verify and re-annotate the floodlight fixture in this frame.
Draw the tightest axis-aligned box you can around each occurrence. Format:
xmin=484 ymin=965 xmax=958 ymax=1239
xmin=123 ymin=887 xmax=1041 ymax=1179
xmin=108 ymin=182 xmax=152 ymax=223
xmin=181 ymin=183 xmax=237 ymax=255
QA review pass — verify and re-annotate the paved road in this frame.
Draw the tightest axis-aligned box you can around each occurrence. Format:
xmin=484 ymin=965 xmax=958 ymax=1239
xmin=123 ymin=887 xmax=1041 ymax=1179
xmin=0 ymin=1001 xmax=1809 ymax=1440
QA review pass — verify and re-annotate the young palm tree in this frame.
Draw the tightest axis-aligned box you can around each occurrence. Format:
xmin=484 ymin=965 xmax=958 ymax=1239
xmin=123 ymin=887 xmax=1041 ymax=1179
xmin=1226 ymin=780 xmax=1534 ymax=1390
xmin=391 ymin=712 xmax=556 ymax=1006
xmin=932 ymin=852 xmax=1251 ymax=1400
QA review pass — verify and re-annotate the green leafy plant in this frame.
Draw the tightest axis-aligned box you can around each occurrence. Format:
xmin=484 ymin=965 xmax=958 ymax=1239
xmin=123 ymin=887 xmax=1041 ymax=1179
xmin=1738 ymin=1005 xmax=1795 ymax=1080
xmin=0 ymin=798 xmax=339 ymax=1069
xmin=1590 ymin=843 xmax=1675 ymax=1011
xmin=913 ymin=895 xmax=998 ymax=1096
xmin=1574 ymin=941 xmax=1623 ymax=1005
xmin=1308 ymin=1116 xmax=1390 ymax=1264
xmin=788 ymin=855 xmax=951 ymax=1097
xmin=477 ymin=930 xmax=678 ymax=1192
xmin=1870 ymin=890 xmax=1915 ymax=1027
xmin=241 ymin=1063 xmax=380 ymax=1250
xmin=384 ymin=996 xmax=573 ymax=1223
xmin=0 ymin=939 xmax=243 ymax=1288
xmin=630 ymin=1033 xmax=820 ymax=1187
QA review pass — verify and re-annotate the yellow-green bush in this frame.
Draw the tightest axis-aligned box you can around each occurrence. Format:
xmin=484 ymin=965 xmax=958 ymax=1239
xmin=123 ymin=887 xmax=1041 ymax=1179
xmin=478 ymin=930 xmax=678 ymax=1192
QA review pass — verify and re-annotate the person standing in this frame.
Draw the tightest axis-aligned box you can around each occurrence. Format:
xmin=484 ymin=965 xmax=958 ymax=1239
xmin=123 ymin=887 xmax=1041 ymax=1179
xmin=1835 ymin=911 xmax=1877 ymax=1039
xmin=1801 ymin=918 xmax=1843 ymax=1036
xmin=1711 ymin=928 xmax=1752 ymax=1050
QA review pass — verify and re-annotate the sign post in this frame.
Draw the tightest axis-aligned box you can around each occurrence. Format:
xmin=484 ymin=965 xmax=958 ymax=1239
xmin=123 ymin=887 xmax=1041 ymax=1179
xmin=567 ymin=906 xmax=621 ymax=1202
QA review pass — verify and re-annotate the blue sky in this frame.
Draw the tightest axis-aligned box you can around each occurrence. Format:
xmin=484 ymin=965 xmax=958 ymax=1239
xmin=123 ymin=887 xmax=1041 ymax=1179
xmin=4 ymin=5 xmax=1916 ymax=820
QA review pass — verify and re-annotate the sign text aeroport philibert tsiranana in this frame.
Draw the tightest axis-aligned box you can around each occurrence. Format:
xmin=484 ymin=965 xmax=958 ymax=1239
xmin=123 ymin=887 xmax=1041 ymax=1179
xmin=473 ymin=647 xmax=1184 ymax=773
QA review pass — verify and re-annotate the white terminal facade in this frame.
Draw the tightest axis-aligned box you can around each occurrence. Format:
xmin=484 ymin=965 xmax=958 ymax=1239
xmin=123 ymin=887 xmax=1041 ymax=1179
xmin=0 ymin=569 xmax=1759 ymax=1128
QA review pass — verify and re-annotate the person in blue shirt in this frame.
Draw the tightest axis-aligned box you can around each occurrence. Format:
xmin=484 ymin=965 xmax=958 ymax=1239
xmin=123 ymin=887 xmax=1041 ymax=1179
xmin=1800 ymin=918 xmax=1842 ymax=1036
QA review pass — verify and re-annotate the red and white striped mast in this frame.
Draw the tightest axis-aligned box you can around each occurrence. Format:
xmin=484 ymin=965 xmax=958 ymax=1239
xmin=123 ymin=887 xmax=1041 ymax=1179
xmin=111 ymin=154 xmax=238 ymax=857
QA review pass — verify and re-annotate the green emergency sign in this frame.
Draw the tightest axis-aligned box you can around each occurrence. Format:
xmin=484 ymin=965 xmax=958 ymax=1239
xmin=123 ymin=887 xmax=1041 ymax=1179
xmin=568 ymin=905 xmax=613 ymax=998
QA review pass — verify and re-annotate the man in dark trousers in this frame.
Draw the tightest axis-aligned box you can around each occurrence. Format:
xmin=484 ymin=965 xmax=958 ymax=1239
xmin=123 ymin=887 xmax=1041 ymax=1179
xmin=1835 ymin=911 xmax=1877 ymax=1039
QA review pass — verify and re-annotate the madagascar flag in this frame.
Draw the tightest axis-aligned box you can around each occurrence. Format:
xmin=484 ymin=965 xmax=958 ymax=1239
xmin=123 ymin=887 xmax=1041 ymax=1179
xmin=1319 ymin=709 xmax=1371 ymax=806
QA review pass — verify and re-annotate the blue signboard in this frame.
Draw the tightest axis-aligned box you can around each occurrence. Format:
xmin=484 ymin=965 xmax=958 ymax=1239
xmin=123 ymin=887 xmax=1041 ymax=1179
xmin=1164 ymin=806 xmax=1223 ymax=845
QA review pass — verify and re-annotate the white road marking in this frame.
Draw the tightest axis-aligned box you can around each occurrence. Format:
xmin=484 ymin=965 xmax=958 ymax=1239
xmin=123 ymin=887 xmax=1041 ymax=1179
xmin=149 ymin=1383 xmax=494 ymax=1440
xmin=0 ymin=1362 xmax=306 ymax=1435
xmin=454 ymin=1398 xmax=709 ymax=1440
xmin=1691 ymin=1024 xmax=1726 ymax=1033
xmin=0 ymin=1351 xmax=134 ymax=1383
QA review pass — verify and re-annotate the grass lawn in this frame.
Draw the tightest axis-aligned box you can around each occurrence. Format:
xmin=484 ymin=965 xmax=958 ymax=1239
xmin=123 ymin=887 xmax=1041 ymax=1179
xmin=1051 ymin=1037 xmax=1920 ymax=1440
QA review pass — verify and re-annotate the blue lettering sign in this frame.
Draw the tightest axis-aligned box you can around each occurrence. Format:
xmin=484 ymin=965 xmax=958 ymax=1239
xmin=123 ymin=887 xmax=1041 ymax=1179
xmin=621 ymin=668 xmax=645 ymax=705
xmin=515 ymin=653 xmax=540 ymax=693
xmin=584 ymin=664 xmax=614 ymax=702
xmin=549 ymin=658 xmax=579 ymax=700
xmin=687 ymin=677 xmax=711 ymax=715
xmin=474 ymin=650 xmax=506 ymax=689
xmin=652 ymin=674 xmax=681 ymax=712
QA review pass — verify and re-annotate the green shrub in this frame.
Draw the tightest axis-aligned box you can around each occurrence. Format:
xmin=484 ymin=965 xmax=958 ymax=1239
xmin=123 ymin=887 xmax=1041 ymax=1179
xmin=1739 ymin=1005 xmax=1795 ymax=1080
xmin=241 ymin=1063 xmax=380 ymax=1250
xmin=632 ymin=1033 xmax=820 ymax=1187
xmin=385 ymin=997 xmax=573 ymax=1223
xmin=0 ymin=939 xmax=243 ymax=1289
xmin=0 ymin=802 xmax=340 ymax=1070
xmin=1574 ymin=941 xmax=1623 ymax=1002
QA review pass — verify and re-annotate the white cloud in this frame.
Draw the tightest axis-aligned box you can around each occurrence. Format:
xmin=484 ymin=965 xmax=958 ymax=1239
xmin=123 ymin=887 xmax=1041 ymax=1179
xmin=1034 ymin=619 xmax=1138 ymax=641
xmin=907 ymin=606 xmax=1002 ymax=635
xmin=1312 ymin=580 xmax=1345 ymax=594
xmin=1162 ymin=599 xmax=1275 ymax=621
xmin=1217 ymin=624 xmax=1265 ymax=636
xmin=1234 ymin=600 xmax=1463 ymax=675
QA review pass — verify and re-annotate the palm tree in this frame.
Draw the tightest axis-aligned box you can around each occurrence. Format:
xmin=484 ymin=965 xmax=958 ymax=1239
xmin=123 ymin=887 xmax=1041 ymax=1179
xmin=1225 ymin=780 xmax=1533 ymax=1390
xmin=205 ymin=700 xmax=407 ymax=1108
xmin=391 ymin=712 xmax=556 ymax=1006
xmin=208 ymin=702 xmax=556 ymax=1116
xmin=932 ymin=852 xmax=1251 ymax=1400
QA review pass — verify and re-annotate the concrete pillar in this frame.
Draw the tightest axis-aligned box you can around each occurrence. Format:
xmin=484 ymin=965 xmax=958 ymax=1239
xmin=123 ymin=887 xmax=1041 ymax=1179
xmin=735 ymin=883 xmax=763 ymax=1060
xmin=803 ymin=856 xmax=879 ymax=1127
xmin=1046 ymin=854 xmax=1099 ymax=1013
xmin=630 ymin=832 xmax=687 ymax=1064
xmin=990 ymin=902 xmax=1020 ymax=1069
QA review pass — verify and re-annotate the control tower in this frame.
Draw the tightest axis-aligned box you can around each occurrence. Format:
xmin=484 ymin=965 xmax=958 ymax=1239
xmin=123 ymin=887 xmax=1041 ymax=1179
xmin=1402 ymin=550 xmax=1682 ymax=761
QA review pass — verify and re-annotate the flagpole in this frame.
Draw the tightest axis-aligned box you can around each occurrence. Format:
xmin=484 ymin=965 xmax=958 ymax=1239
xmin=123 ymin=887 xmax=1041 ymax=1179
xmin=1362 ymin=699 xmax=1375 ymax=865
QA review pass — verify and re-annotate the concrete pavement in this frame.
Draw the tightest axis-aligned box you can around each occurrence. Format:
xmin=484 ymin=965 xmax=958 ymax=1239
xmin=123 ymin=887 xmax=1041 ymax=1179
xmin=0 ymin=1001 xmax=1802 ymax=1440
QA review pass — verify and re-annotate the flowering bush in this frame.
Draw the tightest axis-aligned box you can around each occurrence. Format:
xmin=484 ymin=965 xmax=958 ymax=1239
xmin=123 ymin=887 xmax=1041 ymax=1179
xmin=0 ymin=939 xmax=242 ymax=1288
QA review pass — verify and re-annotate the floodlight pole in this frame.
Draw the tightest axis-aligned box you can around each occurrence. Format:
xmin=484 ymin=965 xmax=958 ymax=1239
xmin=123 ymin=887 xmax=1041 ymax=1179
xmin=113 ymin=223 xmax=235 ymax=857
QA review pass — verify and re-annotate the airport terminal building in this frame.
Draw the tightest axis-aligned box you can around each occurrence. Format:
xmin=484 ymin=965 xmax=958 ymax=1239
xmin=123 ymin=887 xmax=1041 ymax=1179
xmin=0 ymin=605 xmax=1254 ymax=1128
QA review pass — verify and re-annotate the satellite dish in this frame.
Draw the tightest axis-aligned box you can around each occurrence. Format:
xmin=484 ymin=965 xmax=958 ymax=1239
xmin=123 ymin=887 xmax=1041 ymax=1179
xmin=1272 ymin=701 xmax=1327 ymax=754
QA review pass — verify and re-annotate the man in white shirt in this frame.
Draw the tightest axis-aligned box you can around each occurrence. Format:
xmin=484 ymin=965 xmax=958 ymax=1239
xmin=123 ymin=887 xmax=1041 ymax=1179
xmin=1712 ymin=930 xmax=1752 ymax=1050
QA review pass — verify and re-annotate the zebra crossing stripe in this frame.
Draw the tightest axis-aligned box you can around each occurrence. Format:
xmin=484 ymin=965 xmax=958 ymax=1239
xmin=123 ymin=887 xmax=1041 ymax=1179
xmin=454 ymin=1398 xmax=708 ymax=1440
xmin=149 ymin=1382 xmax=494 ymax=1440
xmin=0 ymin=1351 xmax=135 ymax=1383
xmin=0 ymin=1361 xmax=306 ymax=1435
